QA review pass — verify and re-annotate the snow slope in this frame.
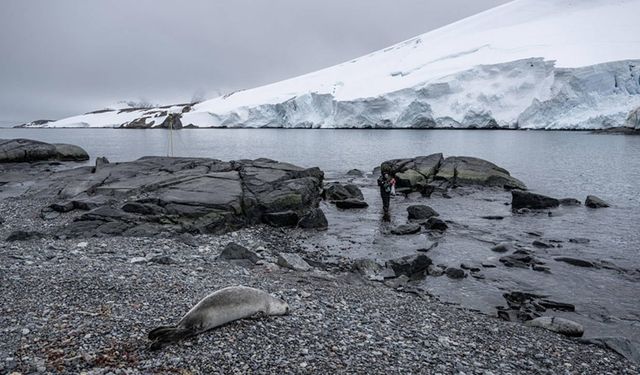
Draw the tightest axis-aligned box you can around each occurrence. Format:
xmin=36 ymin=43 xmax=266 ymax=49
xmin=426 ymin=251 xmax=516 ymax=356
xmin=27 ymin=0 xmax=640 ymax=129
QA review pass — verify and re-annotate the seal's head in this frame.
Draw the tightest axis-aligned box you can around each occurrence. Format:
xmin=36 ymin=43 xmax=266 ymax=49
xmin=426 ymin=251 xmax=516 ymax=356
xmin=268 ymin=297 xmax=290 ymax=315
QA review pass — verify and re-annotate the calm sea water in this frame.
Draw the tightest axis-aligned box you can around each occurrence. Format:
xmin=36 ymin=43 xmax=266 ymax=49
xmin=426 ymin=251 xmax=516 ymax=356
xmin=3 ymin=128 xmax=640 ymax=207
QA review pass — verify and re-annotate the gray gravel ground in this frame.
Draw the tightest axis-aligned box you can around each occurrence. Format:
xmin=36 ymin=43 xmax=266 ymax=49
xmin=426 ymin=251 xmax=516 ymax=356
xmin=1 ymin=197 xmax=638 ymax=374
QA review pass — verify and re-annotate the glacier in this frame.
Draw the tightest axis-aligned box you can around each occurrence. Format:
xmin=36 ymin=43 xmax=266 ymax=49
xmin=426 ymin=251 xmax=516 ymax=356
xmin=20 ymin=0 xmax=640 ymax=130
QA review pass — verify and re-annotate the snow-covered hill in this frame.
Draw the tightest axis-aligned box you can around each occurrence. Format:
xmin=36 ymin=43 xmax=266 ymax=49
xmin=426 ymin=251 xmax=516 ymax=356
xmin=23 ymin=0 xmax=640 ymax=129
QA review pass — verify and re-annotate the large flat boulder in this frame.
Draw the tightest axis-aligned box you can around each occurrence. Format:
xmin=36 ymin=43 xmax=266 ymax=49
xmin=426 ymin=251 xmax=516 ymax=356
xmin=435 ymin=156 xmax=526 ymax=190
xmin=0 ymin=139 xmax=88 ymax=163
xmin=6 ymin=155 xmax=325 ymax=237
xmin=379 ymin=154 xmax=526 ymax=192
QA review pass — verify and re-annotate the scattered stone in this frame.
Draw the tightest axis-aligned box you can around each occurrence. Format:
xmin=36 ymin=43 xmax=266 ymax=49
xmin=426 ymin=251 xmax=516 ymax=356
xmin=538 ymin=299 xmax=575 ymax=312
xmin=559 ymin=198 xmax=581 ymax=206
xmin=384 ymin=275 xmax=410 ymax=289
xmin=277 ymin=253 xmax=312 ymax=271
xmin=554 ymin=257 xmax=596 ymax=268
xmin=386 ymin=254 xmax=432 ymax=278
xmin=511 ymin=191 xmax=559 ymax=210
xmin=352 ymin=258 xmax=382 ymax=277
xmin=416 ymin=241 xmax=438 ymax=253
xmin=129 ymin=257 xmax=148 ymax=264
xmin=491 ymin=242 xmax=514 ymax=253
xmin=6 ymin=230 xmax=42 ymax=242
xmin=407 ymin=205 xmax=439 ymax=220
xmin=499 ymin=253 xmax=539 ymax=268
xmin=77 ymin=242 xmax=89 ymax=248
xmin=425 ymin=217 xmax=448 ymax=231
xmin=445 ymin=267 xmax=466 ymax=279
xmin=427 ymin=264 xmax=445 ymax=276
xmin=346 ymin=169 xmax=364 ymax=177
xmin=481 ymin=215 xmax=505 ymax=220
xmin=218 ymin=243 xmax=260 ymax=264
xmin=532 ymin=264 xmax=551 ymax=273
xmin=390 ymin=223 xmax=422 ymax=235
xmin=532 ymin=240 xmax=553 ymax=248
xmin=335 ymin=199 xmax=369 ymax=209
xmin=585 ymin=195 xmax=610 ymax=208
xmin=569 ymin=238 xmax=590 ymax=244
xmin=460 ymin=263 xmax=481 ymax=272
xmin=297 ymin=208 xmax=328 ymax=230
xmin=148 ymin=254 xmax=179 ymax=265
xmin=526 ymin=317 xmax=584 ymax=337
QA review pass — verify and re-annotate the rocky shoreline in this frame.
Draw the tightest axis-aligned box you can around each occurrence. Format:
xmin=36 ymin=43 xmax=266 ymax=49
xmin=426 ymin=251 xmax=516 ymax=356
xmin=1 ymin=139 xmax=638 ymax=374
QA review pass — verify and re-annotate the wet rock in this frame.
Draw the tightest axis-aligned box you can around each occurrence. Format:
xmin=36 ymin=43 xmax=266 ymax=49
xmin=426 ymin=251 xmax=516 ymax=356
xmin=6 ymin=230 xmax=43 ymax=242
xmin=569 ymin=237 xmax=590 ymax=244
xmin=491 ymin=242 xmax=514 ymax=253
xmin=445 ymin=267 xmax=466 ymax=279
xmin=559 ymin=198 xmax=581 ymax=206
xmin=0 ymin=138 xmax=88 ymax=163
xmin=334 ymin=199 xmax=369 ymax=209
xmin=324 ymin=183 xmax=364 ymax=201
xmin=526 ymin=317 xmax=584 ymax=337
xmin=424 ymin=217 xmax=448 ymax=231
xmin=218 ymin=243 xmax=260 ymax=264
xmin=50 ymin=200 xmax=75 ymax=213
xmin=122 ymin=202 xmax=165 ymax=215
xmin=386 ymin=254 xmax=432 ymax=278
xmin=395 ymin=169 xmax=427 ymax=190
xmin=346 ymin=169 xmax=364 ymax=177
xmin=263 ymin=211 xmax=300 ymax=227
xmin=148 ymin=254 xmax=179 ymax=265
xmin=353 ymin=258 xmax=382 ymax=277
xmin=532 ymin=264 xmax=551 ymax=273
xmin=427 ymin=264 xmax=445 ymax=276
xmin=460 ymin=263 xmax=481 ymax=272
xmin=407 ymin=205 xmax=439 ymax=220
xmin=384 ymin=275 xmax=410 ymax=289
xmin=381 ymin=154 xmax=443 ymax=188
xmin=499 ymin=253 xmax=538 ymax=268
xmin=416 ymin=240 xmax=438 ymax=253
xmin=538 ymin=299 xmax=575 ymax=312
xmin=435 ymin=156 xmax=526 ymax=190
xmin=512 ymin=191 xmax=559 ymax=210
xmin=52 ymin=143 xmax=90 ymax=161
xmin=585 ymin=195 xmax=610 ymax=208
xmin=554 ymin=257 xmax=596 ymax=268
xmin=390 ymin=223 xmax=422 ymax=235
xmin=481 ymin=215 xmax=505 ymax=220
xmin=277 ymin=253 xmax=312 ymax=271
xmin=532 ymin=240 xmax=554 ymax=248
xmin=297 ymin=208 xmax=328 ymax=230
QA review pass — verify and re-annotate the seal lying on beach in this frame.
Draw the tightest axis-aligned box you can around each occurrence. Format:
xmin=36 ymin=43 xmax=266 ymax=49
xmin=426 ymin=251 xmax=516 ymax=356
xmin=148 ymin=286 xmax=289 ymax=349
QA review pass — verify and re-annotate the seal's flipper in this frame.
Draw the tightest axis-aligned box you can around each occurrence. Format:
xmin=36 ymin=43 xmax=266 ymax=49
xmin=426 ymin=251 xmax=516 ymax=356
xmin=148 ymin=326 xmax=191 ymax=348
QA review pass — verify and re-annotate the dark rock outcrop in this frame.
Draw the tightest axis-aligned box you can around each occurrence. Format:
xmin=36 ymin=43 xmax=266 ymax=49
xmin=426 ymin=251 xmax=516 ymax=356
xmin=435 ymin=156 xmax=526 ymax=190
xmin=424 ymin=217 xmax=448 ymax=231
xmin=390 ymin=223 xmax=422 ymax=235
xmin=0 ymin=138 xmax=89 ymax=163
xmin=445 ymin=267 xmax=466 ymax=279
xmin=511 ymin=190 xmax=559 ymax=210
xmin=386 ymin=254 xmax=432 ymax=278
xmin=585 ymin=195 xmax=610 ymax=208
xmin=11 ymin=156 xmax=325 ymax=237
xmin=407 ymin=205 xmax=439 ymax=220
xmin=554 ymin=257 xmax=596 ymax=268
xmin=218 ymin=243 xmax=260 ymax=264
xmin=559 ymin=198 xmax=581 ymax=206
xmin=6 ymin=230 xmax=43 ymax=242
xmin=380 ymin=153 xmax=526 ymax=192
xmin=335 ymin=199 xmax=369 ymax=209
xmin=324 ymin=183 xmax=364 ymax=201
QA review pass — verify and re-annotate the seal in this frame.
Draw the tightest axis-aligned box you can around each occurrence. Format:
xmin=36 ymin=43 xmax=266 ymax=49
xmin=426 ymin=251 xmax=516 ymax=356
xmin=148 ymin=286 xmax=289 ymax=349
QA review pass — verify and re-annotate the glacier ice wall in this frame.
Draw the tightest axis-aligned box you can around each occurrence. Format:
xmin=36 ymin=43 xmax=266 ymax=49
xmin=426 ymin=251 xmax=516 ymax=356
xmin=180 ymin=59 xmax=640 ymax=129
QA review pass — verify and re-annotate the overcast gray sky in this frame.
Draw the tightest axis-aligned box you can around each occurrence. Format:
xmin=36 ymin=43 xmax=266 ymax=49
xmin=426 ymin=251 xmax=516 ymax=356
xmin=0 ymin=0 xmax=509 ymax=123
